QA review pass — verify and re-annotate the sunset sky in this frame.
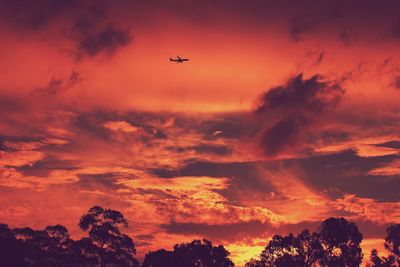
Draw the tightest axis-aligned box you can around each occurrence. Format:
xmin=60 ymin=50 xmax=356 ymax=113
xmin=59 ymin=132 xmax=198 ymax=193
xmin=0 ymin=0 xmax=400 ymax=265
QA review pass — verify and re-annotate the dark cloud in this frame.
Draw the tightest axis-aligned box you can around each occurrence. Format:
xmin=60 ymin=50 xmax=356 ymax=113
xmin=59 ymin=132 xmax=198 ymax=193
xmin=375 ymin=140 xmax=400 ymax=149
xmin=77 ymin=173 xmax=125 ymax=191
xmin=71 ymin=112 xmax=115 ymax=141
xmin=256 ymin=74 xmax=344 ymax=115
xmin=352 ymin=220 xmax=390 ymax=239
xmin=197 ymin=116 xmax=252 ymax=139
xmin=278 ymin=219 xmax=388 ymax=240
xmin=0 ymin=0 xmax=132 ymax=60
xmin=192 ymin=143 xmax=232 ymax=155
xmin=134 ymin=234 xmax=155 ymax=241
xmin=0 ymin=136 xmax=41 ymax=151
xmin=34 ymin=71 xmax=82 ymax=96
xmin=290 ymin=149 xmax=400 ymax=202
xmin=0 ymin=0 xmax=78 ymax=30
xmin=152 ymin=161 xmax=277 ymax=204
xmin=2 ymin=0 xmax=400 ymax=54
xmin=75 ymin=24 xmax=132 ymax=59
xmin=260 ymin=116 xmax=309 ymax=157
xmin=255 ymin=74 xmax=345 ymax=156
xmin=161 ymin=219 xmax=385 ymax=244
xmin=314 ymin=130 xmax=350 ymax=145
xmin=17 ymin=158 xmax=78 ymax=177
xmin=316 ymin=52 xmax=324 ymax=65
xmin=166 ymin=143 xmax=232 ymax=156
xmin=161 ymin=220 xmax=273 ymax=243
xmin=42 ymin=79 xmax=63 ymax=95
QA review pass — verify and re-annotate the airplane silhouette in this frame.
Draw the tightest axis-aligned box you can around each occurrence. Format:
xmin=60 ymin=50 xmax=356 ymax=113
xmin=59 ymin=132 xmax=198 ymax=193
xmin=170 ymin=56 xmax=189 ymax=63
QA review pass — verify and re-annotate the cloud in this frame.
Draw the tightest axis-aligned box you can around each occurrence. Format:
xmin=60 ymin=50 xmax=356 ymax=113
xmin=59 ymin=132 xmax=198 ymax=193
xmin=166 ymin=143 xmax=233 ymax=156
xmin=34 ymin=71 xmax=82 ymax=96
xmin=375 ymin=140 xmax=400 ymax=149
xmin=256 ymin=74 xmax=344 ymax=117
xmin=0 ymin=151 xmax=44 ymax=167
xmin=118 ymin=175 xmax=281 ymax=227
xmin=367 ymin=159 xmax=400 ymax=176
xmin=333 ymin=194 xmax=400 ymax=225
xmin=75 ymin=24 xmax=132 ymax=59
xmin=162 ymin=218 xmax=375 ymax=244
xmin=191 ymin=143 xmax=233 ymax=155
xmin=0 ymin=140 xmax=45 ymax=168
xmin=260 ymin=116 xmax=308 ymax=157
xmin=161 ymin=220 xmax=274 ymax=243
xmin=355 ymin=144 xmax=399 ymax=158
xmin=0 ymin=167 xmax=79 ymax=190
xmin=255 ymin=74 xmax=345 ymax=156
xmin=151 ymin=161 xmax=277 ymax=204
xmin=293 ymin=149 xmax=400 ymax=202
xmin=103 ymin=121 xmax=139 ymax=133
xmin=0 ymin=0 xmax=78 ymax=30
xmin=0 ymin=0 xmax=132 ymax=60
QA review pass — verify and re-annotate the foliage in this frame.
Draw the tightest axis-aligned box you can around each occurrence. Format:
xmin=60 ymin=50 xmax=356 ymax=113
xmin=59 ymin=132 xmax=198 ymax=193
xmin=246 ymin=217 xmax=363 ymax=267
xmin=0 ymin=206 xmax=139 ymax=267
xmin=3 ymin=209 xmax=397 ymax=267
xmin=143 ymin=239 xmax=234 ymax=267
xmin=369 ymin=224 xmax=400 ymax=267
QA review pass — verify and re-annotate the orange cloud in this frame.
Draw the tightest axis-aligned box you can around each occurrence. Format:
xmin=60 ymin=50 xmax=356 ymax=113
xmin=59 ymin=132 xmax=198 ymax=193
xmin=0 ymin=167 xmax=79 ymax=190
xmin=0 ymin=150 xmax=44 ymax=167
xmin=368 ymin=159 xmax=400 ymax=176
xmin=333 ymin=194 xmax=400 ymax=224
xmin=103 ymin=121 xmax=139 ymax=133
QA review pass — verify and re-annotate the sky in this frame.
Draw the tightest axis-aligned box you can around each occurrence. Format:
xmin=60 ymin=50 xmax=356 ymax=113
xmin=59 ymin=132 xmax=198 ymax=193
xmin=0 ymin=0 xmax=400 ymax=265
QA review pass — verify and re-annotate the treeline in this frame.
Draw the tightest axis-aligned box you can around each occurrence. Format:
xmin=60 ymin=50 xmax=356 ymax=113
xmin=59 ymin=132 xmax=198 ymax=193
xmin=0 ymin=206 xmax=399 ymax=267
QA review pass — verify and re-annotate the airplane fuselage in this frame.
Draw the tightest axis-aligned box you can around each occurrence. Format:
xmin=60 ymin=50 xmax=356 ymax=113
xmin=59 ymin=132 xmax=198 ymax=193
xmin=170 ymin=56 xmax=189 ymax=63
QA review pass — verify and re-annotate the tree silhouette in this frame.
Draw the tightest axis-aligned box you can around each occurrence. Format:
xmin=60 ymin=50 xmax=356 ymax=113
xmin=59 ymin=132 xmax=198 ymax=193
xmin=318 ymin=217 xmax=363 ymax=267
xmin=245 ymin=230 xmax=323 ymax=267
xmin=369 ymin=224 xmax=400 ymax=267
xmin=0 ymin=206 xmax=140 ymax=267
xmin=12 ymin=226 xmax=73 ymax=266
xmin=79 ymin=205 xmax=140 ymax=267
xmin=143 ymin=239 xmax=234 ymax=267
xmin=246 ymin=217 xmax=362 ymax=267
xmin=142 ymin=249 xmax=178 ymax=267
xmin=0 ymin=224 xmax=25 ymax=267
xmin=0 ymin=208 xmax=369 ymax=267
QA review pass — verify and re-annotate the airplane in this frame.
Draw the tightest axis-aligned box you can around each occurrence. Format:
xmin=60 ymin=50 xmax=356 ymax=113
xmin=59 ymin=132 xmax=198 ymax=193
xmin=170 ymin=56 xmax=189 ymax=63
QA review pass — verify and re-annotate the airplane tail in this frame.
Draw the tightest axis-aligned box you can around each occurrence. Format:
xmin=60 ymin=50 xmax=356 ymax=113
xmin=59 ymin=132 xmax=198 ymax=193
xmin=169 ymin=58 xmax=174 ymax=61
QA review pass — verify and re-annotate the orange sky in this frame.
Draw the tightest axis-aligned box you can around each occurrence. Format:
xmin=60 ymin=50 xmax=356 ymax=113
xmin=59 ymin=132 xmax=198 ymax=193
xmin=0 ymin=0 xmax=400 ymax=266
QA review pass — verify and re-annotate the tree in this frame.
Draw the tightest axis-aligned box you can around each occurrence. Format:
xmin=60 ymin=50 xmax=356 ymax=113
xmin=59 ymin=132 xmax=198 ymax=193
xmin=142 ymin=249 xmax=178 ymax=267
xmin=0 ymin=206 xmax=139 ymax=267
xmin=0 ymin=224 xmax=25 ymax=267
xmin=12 ymin=224 xmax=94 ymax=267
xmin=79 ymin=205 xmax=139 ymax=267
xmin=318 ymin=217 xmax=363 ymax=267
xmin=297 ymin=229 xmax=325 ymax=266
xmin=143 ymin=239 xmax=234 ymax=267
xmin=246 ymin=217 xmax=362 ymax=267
xmin=245 ymin=230 xmax=323 ymax=267
xmin=369 ymin=224 xmax=400 ymax=267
